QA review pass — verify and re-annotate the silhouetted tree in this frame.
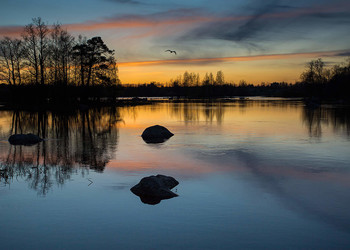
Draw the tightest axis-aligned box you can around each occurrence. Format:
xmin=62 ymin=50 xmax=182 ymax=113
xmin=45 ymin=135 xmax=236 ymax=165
xmin=71 ymin=35 xmax=88 ymax=86
xmin=183 ymin=71 xmax=190 ymax=87
xmin=203 ymin=73 xmax=210 ymax=85
xmin=216 ymin=70 xmax=225 ymax=85
xmin=22 ymin=17 xmax=49 ymax=85
xmin=0 ymin=37 xmax=25 ymax=85
xmin=208 ymin=72 xmax=214 ymax=85
xmin=300 ymin=58 xmax=327 ymax=85
xmin=72 ymin=36 xmax=117 ymax=87
xmin=182 ymin=71 xmax=198 ymax=87
xmin=48 ymin=24 xmax=75 ymax=85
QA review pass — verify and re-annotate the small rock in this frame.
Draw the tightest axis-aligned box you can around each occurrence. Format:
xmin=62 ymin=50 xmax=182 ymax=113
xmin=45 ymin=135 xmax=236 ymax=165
xmin=131 ymin=174 xmax=179 ymax=205
xmin=8 ymin=134 xmax=43 ymax=146
xmin=141 ymin=125 xmax=174 ymax=143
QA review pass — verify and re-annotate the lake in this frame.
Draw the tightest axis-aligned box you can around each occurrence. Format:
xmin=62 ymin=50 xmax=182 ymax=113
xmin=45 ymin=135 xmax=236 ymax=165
xmin=0 ymin=98 xmax=350 ymax=249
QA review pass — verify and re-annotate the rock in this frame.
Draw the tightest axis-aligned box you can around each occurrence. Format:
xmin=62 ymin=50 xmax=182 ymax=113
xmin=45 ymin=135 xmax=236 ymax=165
xmin=8 ymin=133 xmax=43 ymax=146
xmin=131 ymin=174 xmax=179 ymax=205
xmin=141 ymin=125 xmax=174 ymax=143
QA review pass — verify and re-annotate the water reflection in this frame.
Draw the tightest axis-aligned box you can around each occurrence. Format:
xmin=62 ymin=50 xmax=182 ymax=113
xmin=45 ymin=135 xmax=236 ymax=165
xmin=232 ymin=149 xmax=350 ymax=233
xmin=169 ymin=100 xmax=350 ymax=137
xmin=169 ymin=101 xmax=225 ymax=124
xmin=302 ymin=105 xmax=350 ymax=138
xmin=0 ymin=100 xmax=349 ymax=249
xmin=0 ymin=107 xmax=120 ymax=194
xmin=1 ymin=100 xmax=350 ymax=196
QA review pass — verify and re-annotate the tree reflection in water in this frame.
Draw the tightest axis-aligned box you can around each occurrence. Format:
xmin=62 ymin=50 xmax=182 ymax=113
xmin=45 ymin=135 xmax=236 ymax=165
xmin=168 ymin=100 xmax=350 ymax=138
xmin=302 ymin=104 xmax=350 ymax=138
xmin=1 ymin=101 xmax=349 ymax=195
xmin=169 ymin=101 xmax=225 ymax=124
xmin=0 ymin=107 xmax=121 ymax=195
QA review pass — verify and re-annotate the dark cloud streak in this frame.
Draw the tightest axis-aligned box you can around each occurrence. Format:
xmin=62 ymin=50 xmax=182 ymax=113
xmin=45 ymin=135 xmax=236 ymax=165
xmin=184 ymin=0 xmax=287 ymax=46
xmin=183 ymin=0 xmax=350 ymax=49
xmin=335 ymin=51 xmax=350 ymax=57
xmin=229 ymin=0 xmax=283 ymax=42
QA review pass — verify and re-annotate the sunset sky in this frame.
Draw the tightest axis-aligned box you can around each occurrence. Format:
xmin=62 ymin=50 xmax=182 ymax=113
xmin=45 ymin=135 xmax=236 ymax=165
xmin=0 ymin=0 xmax=349 ymax=84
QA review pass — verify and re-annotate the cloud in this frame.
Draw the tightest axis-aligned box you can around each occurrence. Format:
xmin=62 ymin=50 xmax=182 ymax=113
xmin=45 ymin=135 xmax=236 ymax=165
xmin=183 ymin=0 xmax=350 ymax=48
xmin=335 ymin=51 xmax=350 ymax=57
xmin=117 ymin=49 xmax=348 ymax=67
xmin=0 ymin=8 xmax=209 ymax=37
xmin=0 ymin=25 xmax=24 ymax=37
xmin=64 ymin=8 xmax=210 ymax=32
xmin=184 ymin=0 xmax=288 ymax=44
xmin=219 ymin=0 xmax=284 ymax=42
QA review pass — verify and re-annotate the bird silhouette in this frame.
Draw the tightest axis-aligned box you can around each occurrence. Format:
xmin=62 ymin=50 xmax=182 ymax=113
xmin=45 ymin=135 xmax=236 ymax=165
xmin=165 ymin=50 xmax=177 ymax=55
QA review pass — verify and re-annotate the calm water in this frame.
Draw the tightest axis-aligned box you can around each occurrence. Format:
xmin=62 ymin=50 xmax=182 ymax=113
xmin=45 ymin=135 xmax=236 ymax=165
xmin=0 ymin=99 xmax=350 ymax=249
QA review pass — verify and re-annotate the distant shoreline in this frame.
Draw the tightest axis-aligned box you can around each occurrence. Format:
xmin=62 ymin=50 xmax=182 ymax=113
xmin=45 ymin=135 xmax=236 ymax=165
xmin=0 ymin=95 xmax=348 ymax=113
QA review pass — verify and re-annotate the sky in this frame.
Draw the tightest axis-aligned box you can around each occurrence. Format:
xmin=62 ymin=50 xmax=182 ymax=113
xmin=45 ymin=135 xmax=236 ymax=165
xmin=0 ymin=0 xmax=349 ymax=84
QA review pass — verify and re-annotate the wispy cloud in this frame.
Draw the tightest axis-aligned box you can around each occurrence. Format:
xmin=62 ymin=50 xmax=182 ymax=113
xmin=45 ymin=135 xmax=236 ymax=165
xmin=1 ymin=0 xmax=349 ymax=56
xmin=335 ymin=51 xmax=350 ymax=57
xmin=65 ymin=8 xmax=210 ymax=32
xmin=118 ymin=50 xmax=348 ymax=67
xmin=0 ymin=25 xmax=24 ymax=36
xmin=184 ymin=0 xmax=350 ymax=48
xmin=0 ymin=8 xmax=209 ymax=36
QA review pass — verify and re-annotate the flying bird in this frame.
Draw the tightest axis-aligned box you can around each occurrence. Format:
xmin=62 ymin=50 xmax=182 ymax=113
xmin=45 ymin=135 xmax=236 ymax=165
xmin=165 ymin=50 xmax=177 ymax=55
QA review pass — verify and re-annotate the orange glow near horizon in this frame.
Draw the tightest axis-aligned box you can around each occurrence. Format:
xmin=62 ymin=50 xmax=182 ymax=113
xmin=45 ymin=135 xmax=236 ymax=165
xmin=118 ymin=50 xmax=344 ymax=67
xmin=0 ymin=103 xmax=349 ymax=185
xmin=117 ymin=50 xmax=347 ymax=84
xmin=0 ymin=1 xmax=348 ymax=85
xmin=101 ymin=103 xmax=350 ymax=185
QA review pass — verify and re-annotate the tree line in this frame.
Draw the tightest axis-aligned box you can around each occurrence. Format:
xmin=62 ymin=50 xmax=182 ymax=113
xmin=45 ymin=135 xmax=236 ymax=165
xmin=0 ymin=17 xmax=119 ymax=87
xmin=168 ymin=70 xmax=225 ymax=87
xmin=120 ymin=58 xmax=350 ymax=100
xmin=297 ymin=58 xmax=350 ymax=100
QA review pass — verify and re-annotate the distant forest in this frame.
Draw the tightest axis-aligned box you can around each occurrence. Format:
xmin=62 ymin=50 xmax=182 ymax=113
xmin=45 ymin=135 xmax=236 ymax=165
xmin=119 ymin=58 xmax=350 ymax=101
xmin=0 ymin=17 xmax=349 ymax=105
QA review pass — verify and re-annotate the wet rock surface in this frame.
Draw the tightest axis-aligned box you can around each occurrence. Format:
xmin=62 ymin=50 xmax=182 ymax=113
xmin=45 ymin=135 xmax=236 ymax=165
xmin=131 ymin=174 xmax=179 ymax=205
xmin=141 ymin=125 xmax=174 ymax=143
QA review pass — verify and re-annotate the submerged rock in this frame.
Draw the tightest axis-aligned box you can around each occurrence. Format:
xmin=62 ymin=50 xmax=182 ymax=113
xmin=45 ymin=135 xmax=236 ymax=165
xmin=8 ymin=134 xmax=43 ymax=146
xmin=141 ymin=125 xmax=174 ymax=143
xmin=131 ymin=174 xmax=179 ymax=205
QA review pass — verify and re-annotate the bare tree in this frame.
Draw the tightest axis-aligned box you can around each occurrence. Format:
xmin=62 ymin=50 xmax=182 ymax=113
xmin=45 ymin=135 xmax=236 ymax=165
xmin=0 ymin=38 xmax=13 ymax=84
xmin=183 ymin=71 xmax=190 ymax=87
xmin=22 ymin=23 xmax=39 ymax=84
xmin=49 ymin=24 xmax=75 ymax=85
xmin=22 ymin=17 xmax=49 ymax=85
xmin=12 ymin=38 xmax=25 ymax=85
xmin=216 ymin=70 xmax=225 ymax=85
xmin=71 ymin=35 xmax=88 ymax=86
xmin=300 ymin=58 xmax=327 ymax=84
xmin=209 ymin=72 xmax=214 ymax=85
xmin=0 ymin=37 xmax=25 ymax=85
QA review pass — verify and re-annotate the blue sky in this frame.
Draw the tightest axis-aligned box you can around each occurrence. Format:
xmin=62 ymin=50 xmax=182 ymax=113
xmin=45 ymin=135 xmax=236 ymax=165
xmin=0 ymin=0 xmax=349 ymax=83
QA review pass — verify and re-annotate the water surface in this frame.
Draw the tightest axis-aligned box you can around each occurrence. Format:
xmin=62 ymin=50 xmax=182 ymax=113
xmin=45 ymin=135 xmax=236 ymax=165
xmin=0 ymin=99 xmax=349 ymax=249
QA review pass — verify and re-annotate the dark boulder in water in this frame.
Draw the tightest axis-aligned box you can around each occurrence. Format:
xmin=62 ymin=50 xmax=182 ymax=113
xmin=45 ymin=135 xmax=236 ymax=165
xmin=131 ymin=174 xmax=179 ymax=205
xmin=141 ymin=125 xmax=174 ymax=143
xmin=8 ymin=134 xmax=43 ymax=146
